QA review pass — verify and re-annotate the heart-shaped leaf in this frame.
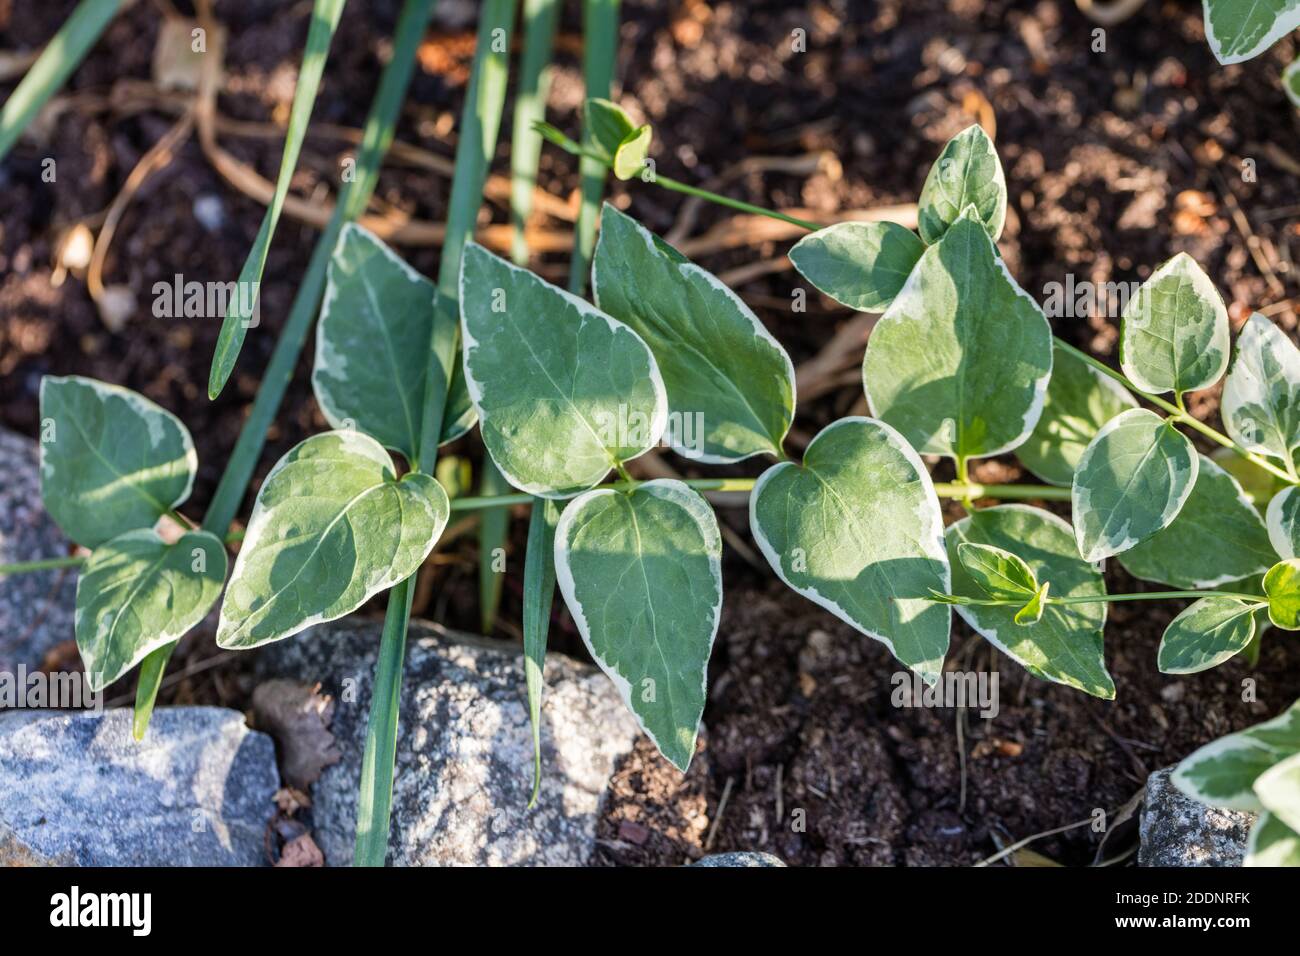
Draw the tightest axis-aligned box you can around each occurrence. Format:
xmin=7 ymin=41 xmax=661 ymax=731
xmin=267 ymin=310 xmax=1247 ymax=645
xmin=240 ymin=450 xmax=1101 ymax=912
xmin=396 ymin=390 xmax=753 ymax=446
xmin=1245 ymin=811 xmax=1300 ymax=866
xmin=313 ymin=224 xmax=435 ymax=462
xmin=1158 ymin=596 xmax=1258 ymax=675
xmin=947 ymin=505 xmax=1114 ymax=698
xmin=788 ymin=220 xmax=926 ymax=313
xmin=39 ymin=375 xmax=198 ymax=548
xmin=1221 ymin=312 xmax=1300 ymax=466
xmin=1267 ymin=485 xmax=1300 ymax=559
xmin=750 ymin=417 xmax=951 ymax=681
xmin=592 ymin=204 xmax=795 ymax=462
xmin=459 ymin=242 xmax=666 ymax=497
xmin=1174 ymin=698 xmax=1300 ymax=809
xmin=1118 ymin=454 xmax=1275 ymax=588
xmin=1072 ymin=408 xmax=1199 ymax=562
xmin=1264 ymin=559 xmax=1300 ymax=629
xmin=217 ymin=431 xmax=449 ymax=649
xmin=956 ymin=542 xmax=1038 ymax=599
xmin=1254 ymin=750 xmax=1300 ymax=835
xmin=863 ymin=211 xmax=1052 ymax=460
xmin=917 ymin=124 xmax=1006 ymax=243
xmin=1017 ymin=342 xmax=1137 ymax=486
xmin=1202 ymin=0 xmax=1300 ymax=64
xmin=1118 ymin=253 xmax=1229 ymax=397
xmin=75 ymin=528 xmax=227 ymax=691
xmin=554 ymin=479 xmax=720 ymax=771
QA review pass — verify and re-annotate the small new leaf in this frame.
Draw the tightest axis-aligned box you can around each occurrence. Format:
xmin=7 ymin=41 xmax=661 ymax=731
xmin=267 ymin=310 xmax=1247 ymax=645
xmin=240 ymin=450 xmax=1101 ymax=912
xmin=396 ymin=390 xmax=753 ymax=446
xmin=917 ymin=124 xmax=1007 ymax=244
xmin=1015 ymin=581 xmax=1050 ymax=626
xmin=955 ymin=542 xmax=1038 ymax=599
xmin=1264 ymin=559 xmax=1300 ymax=630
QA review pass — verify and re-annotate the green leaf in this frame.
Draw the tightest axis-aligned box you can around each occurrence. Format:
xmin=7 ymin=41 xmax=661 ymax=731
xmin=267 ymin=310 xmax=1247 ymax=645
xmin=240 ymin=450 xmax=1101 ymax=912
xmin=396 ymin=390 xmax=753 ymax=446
xmin=751 ymin=417 xmax=951 ymax=681
xmin=313 ymin=223 xmax=434 ymax=462
xmin=1202 ymin=0 xmax=1300 ymax=64
xmin=955 ymin=542 xmax=1038 ymax=599
xmin=1118 ymin=253 xmax=1230 ymax=396
xmin=1245 ymin=811 xmax=1300 ymax=866
xmin=1118 ymin=455 xmax=1276 ymax=588
xmin=1264 ymin=559 xmax=1300 ymax=629
xmin=75 ymin=529 xmax=227 ymax=691
xmin=788 ymin=221 xmax=926 ymax=313
xmin=1015 ymin=582 xmax=1050 ymax=627
xmin=39 ymin=375 xmax=197 ymax=548
xmin=584 ymin=98 xmax=639 ymax=164
xmin=862 ymin=212 xmax=1052 ymax=460
xmin=612 ymin=124 xmax=652 ymax=181
xmin=917 ymin=125 xmax=1007 ymax=244
xmin=523 ymin=495 xmax=560 ymax=806
xmin=592 ymin=204 xmax=795 ymax=462
xmin=1214 ymin=446 xmax=1287 ymax=513
xmin=216 ymin=431 xmax=449 ymax=649
xmin=1173 ymin=698 xmax=1300 ymax=809
xmin=555 ymin=479 xmax=720 ymax=771
xmin=1157 ymin=597 xmax=1258 ymax=675
xmin=1221 ymin=312 xmax=1300 ymax=466
xmin=1071 ymin=408 xmax=1199 ymax=562
xmin=1017 ymin=342 xmax=1137 ymax=486
xmin=1286 ymin=57 xmax=1300 ymax=109
xmin=459 ymin=242 xmax=666 ymax=497
xmin=947 ymin=505 xmax=1114 ymax=699
xmin=208 ymin=0 xmax=347 ymax=399
xmin=1267 ymin=485 xmax=1300 ymax=559
xmin=1254 ymin=751 xmax=1300 ymax=834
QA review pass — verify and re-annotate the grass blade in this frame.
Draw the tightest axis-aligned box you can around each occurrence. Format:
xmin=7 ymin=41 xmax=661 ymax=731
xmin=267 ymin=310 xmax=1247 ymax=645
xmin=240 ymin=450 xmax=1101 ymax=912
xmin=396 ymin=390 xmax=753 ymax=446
xmin=131 ymin=640 xmax=173 ymax=741
xmin=477 ymin=460 xmax=512 ymax=632
xmin=523 ymin=497 xmax=560 ymax=807
xmin=0 ymin=0 xmax=123 ymax=162
xmin=207 ymin=0 xmax=348 ymax=399
xmin=568 ymin=0 xmax=621 ymax=295
xmin=510 ymin=0 xmax=560 ymax=263
xmin=355 ymin=0 xmax=518 ymax=867
xmin=133 ymin=0 xmax=438 ymax=740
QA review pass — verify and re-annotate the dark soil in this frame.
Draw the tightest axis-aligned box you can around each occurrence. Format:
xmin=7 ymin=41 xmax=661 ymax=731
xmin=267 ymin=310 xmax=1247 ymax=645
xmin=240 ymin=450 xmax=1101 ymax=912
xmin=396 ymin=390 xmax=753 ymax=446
xmin=3 ymin=0 xmax=1299 ymax=866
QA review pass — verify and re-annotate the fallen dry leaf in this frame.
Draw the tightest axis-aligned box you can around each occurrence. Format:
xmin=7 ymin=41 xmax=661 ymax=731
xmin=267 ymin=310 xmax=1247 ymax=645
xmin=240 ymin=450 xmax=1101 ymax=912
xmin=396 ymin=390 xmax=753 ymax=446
xmin=275 ymin=833 xmax=325 ymax=868
xmin=252 ymin=680 xmax=342 ymax=789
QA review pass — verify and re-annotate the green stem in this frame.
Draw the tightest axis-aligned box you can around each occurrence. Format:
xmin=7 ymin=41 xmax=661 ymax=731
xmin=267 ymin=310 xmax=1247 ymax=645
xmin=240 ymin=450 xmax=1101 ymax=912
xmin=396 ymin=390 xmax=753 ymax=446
xmin=129 ymin=0 xmax=440 ymax=741
xmin=568 ymin=0 xmax=620 ymax=295
xmin=353 ymin=576 xmax=414 ymax=866
xmin=653 ymin=173 xmax=820 ymax=231
xmin=0 ymin=0 xmax=125 ymax=162
xmin=0 ymin=556 xmax=84 ymax=575
xmin=948 ymin=591 xmax=1264 ymax=608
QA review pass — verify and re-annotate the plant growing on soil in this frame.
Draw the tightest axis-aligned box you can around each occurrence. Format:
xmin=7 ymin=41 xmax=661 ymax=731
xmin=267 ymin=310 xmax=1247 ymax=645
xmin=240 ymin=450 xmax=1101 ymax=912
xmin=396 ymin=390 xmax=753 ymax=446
xmin=1174 ymin=698 xmax=1300 ymax=865
xmin=8 ymin=5 xmax=1300 ymax=868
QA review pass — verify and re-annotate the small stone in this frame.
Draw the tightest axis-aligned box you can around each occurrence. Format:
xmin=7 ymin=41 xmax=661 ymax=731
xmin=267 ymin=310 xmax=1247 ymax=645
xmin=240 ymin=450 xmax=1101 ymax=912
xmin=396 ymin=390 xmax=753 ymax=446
xmin=0 ymin=707 xmax=279 ymax=866
xmin=0 ymin=427 xmax=77 ymax=675
xmin=691 ymin=852 xmax=787 ymax=867
xmin=1139 ymin=766 xmax=1254 ymax=867
xmin=255 ymin=618 xmax=641 ymax=866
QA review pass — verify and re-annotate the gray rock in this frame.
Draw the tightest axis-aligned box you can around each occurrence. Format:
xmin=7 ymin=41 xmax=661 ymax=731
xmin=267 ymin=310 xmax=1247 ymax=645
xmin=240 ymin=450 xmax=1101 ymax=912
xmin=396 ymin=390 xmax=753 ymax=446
xmin=0 ymin=707 xmax=279 ymax=866
xmin=256 ymin=618 xmax=641 ymax=866
xmin=1139 ymin=767 xmax=1254 ymax=867
xmin=691 ymin=852 xmax=787 ymax=867
xmin=0 ymin=427 xmax=77 ymax=673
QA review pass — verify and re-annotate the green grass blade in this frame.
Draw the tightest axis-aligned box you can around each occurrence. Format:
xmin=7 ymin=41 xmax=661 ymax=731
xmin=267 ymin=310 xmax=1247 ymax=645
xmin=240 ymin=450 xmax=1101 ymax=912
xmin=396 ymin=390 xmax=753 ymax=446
xmin=568 ymin=0 xmax=621 ymax=295
xmin=355 ymin=0 xmax=517 ymax=866
xmin=131 ymin=640 xmax=173 ymax=741
xmin=510 ymin=0 xmax=560 ymax=263
xmin=477 ymin=460 xmax=512 ymax=632
xmin=416 ymin=0 xmax=518 ymax=460
xmin=0 ymin=0 xmax=123 ymax=162
xmin=354 ymin=576 xmax=414 ymax=867
xmin=523 ymin=496 xmax=560 ymax=807
xmin=133 ymin=0 xmax=438 ymax=741
xmin=207 ymin=0 xmax=348 ymax=399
